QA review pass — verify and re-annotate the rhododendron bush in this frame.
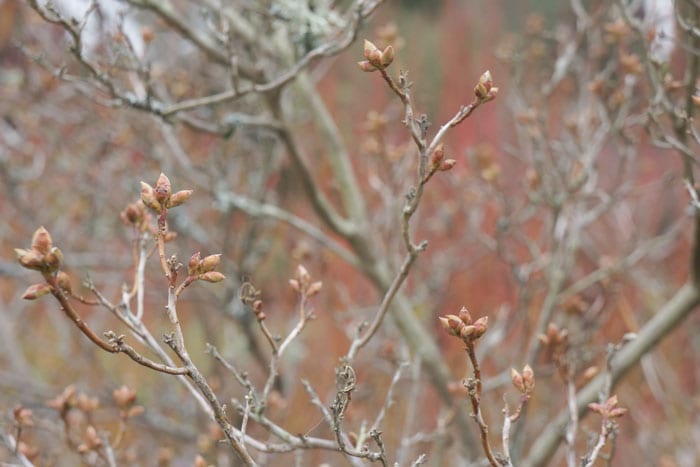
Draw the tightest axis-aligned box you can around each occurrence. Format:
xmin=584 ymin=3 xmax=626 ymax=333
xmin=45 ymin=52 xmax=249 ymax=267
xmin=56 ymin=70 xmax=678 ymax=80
xmin=1 ymin=0 xmax=699 ymax=465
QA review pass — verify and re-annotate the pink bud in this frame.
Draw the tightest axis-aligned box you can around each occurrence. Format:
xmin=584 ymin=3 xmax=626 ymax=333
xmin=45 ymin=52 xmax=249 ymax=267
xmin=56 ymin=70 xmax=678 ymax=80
xmin=22 ymin=283 xmax=52 ymax=300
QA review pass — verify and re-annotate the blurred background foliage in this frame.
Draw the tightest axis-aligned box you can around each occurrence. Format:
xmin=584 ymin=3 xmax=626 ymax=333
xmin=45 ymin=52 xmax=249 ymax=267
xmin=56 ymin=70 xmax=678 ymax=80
xmin=1 ymin=0 xmax=699 ymax=465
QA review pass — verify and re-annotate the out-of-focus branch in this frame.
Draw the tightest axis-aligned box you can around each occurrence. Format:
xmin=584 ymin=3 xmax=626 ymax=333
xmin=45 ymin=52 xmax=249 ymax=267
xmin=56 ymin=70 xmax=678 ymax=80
xmin=215 ymin=190 xmax=362 ymax=269
xmin=523 ymin=282 xmax=700 ymax=467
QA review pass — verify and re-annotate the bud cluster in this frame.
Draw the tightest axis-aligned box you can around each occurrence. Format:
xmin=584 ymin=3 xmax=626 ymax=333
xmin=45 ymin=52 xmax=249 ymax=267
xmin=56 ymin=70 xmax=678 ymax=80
xmin=140 ymin=173 xmax=193 ymax=214
xmin=588 ymin=395 xmax=628 ymax=420
xmin=474 ymin=70 xmax=498 ymax=102
xmin=187 ymin=252 xmax=225 ymax=283
xmin=239 ymin=281 xmax=265 ymax=321
xmin=439 ymin=306 xmax=488 ymax=343
xmin=288 ymin=265 xmax=323 ymax=297
xmin=510 ymin=364 xmax=536 ymax=395
xmin=358 ymin=39 xmax=395 ymax=72
xmin=15 ymin=226 xmax=63 ymax=274
xmin=427 ymin=144 xmax=457 ymax=175
xmin=120 ymin=200 xmax=152 ymax=231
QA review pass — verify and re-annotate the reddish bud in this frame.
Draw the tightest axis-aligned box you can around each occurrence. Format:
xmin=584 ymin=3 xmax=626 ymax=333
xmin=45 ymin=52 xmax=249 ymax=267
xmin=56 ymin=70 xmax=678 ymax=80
xmin=475 ymin=70 xmax=494 ymax=100
xmin=31 ymin=226 xmax=53 ymax=254
xmin=458 ymin=306 xmax=472 ymax=324
xmin=363 ymin=39 xmax=380 ymax=60
xmin=199 ymin=271 xmax=225 ymax=283
xmin=22 ymin=283 xmax=52 ymax=300
xmin=43 ymin=247 xmax=63 ymax=273
xmin=358 ymin=60 xmax=376 ymax=72
xmin=15 ymin=248 xmax=45 ymax=271
xmin=188 ymin=252 xmax=202 ymax=276
xmin=439 ymin=159 xmax=457 ymax=171
xmin=439 ymin=315 xmax=461 ymax=337
xmin=167 ymin=189 xmax=193 ymax=208
xmin=472 ymin=316 xmax=488 ymax=338
xmin=154 ymin=173 xmax=172 ymax=203
xmin=120 ymin=201 xmax=146 ymax=226
xmin=484 ymin=87 xmax=499 ymax=102
xmin=429 ymin=144 xmax=445 ymax=170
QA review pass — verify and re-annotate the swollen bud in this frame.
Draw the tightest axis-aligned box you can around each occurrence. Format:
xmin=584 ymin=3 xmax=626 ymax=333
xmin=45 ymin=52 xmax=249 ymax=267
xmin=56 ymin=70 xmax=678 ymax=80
xmin=364 ymin=39 xmax=380 ymax=61
xmin=15 ymin=248 xmax=45 ymax=271
xmin=357 ymin=60 xmax=376 ymax=72
xmin=22 ymin=283 xmax=52 ymax=300
xmin=511 ymin=368 xmax=525 ymax=393
xmin=140 ymin=182 xmax=161 ymax=213
xmin=154 ymin=173 xmax=172 ymax=203
xmin=44 ymin=247 xmax=63 ymax=273
xmin=199 ymin=254 xmax=222 ymax=273
xmin=188 ymin=252 xmax=201 ymax=276
xmin=439 ymin=159 xmax=457 ymax=171
xmin=380 ymin=45 xmax=395 ymax=67
xmin=474 ymin=70 xmax=494 ymax=101
xmin=199 ymin=271 xmax=225 ymax=283
xmin=167 ymin=189 xmax=193 ymax=208
xmin=472 ymin=316 xmax=488 ymax=338
xmin=31 ymin=227 xmax=53 ymax=255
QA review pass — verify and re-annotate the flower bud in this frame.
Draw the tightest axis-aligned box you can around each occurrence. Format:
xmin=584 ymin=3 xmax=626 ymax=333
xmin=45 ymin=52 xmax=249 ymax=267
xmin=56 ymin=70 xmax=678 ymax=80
xmin=458 ymin=306 xmax=472 ymax=324
xmin=511 ymin=368 xmax=525 ymax=393
xmin=472 ymin=316 xmax=488 ymax=338
xmin=306 ymin=281 xmax=323 ymax=297
xmin=113 ymin=385 xmax=137 ymax=409
xmin=475 ymin=70 xmax=494 ymax=100
xmin=199 ymin=271 xmax=225 ymax=283
xmin=31 ymin=226 xmax=53 ymax=254
xmin=140 ymin=182 xmax=161 ymax=213
xmin=368 ymin=49 xmax=383 ymax=68
xmin=363 ymin=39 xmax=380 ymax=60
xmin=460 ymin=324 xmax=476 ymax=339
xmin=154 ymin=173 xmax=172 ymax=203
xmin=15 ymin=248 xmax=45 ymax=271
xmin=380 ymin=45 xmax=395 ymax=67
xmin=199 ymin=254 xmax=222 ymax=273
xmin=429 ymin=144 xmax=445 ymax=170
xmin=295 ymin=265 xmax=311 ymax=290
xmin=188 ymin=252 xmax=201 ymax=276
xmin=167 ymin=189 xmax=193 ymax=208
xmin=439 ymin=159 xmax=457 ymax=171
xmin=22 ymin=283 xmax=52 ymax=300
xmin=358 ymin=60 xmax=376 ymax=72
xmin=289 ymin=279 xmax=300 ymax=292
xmin=44 ymin=247 xmax=63 ymax=273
